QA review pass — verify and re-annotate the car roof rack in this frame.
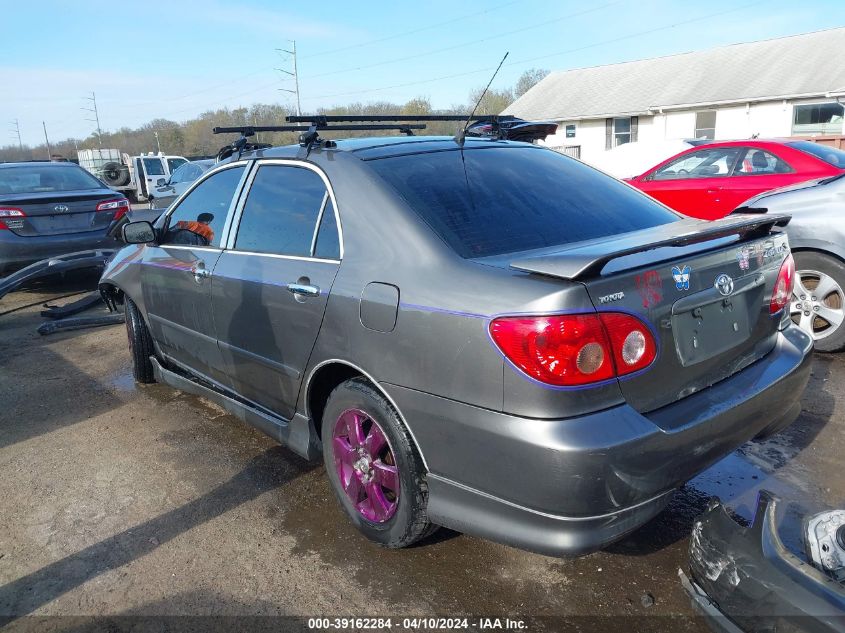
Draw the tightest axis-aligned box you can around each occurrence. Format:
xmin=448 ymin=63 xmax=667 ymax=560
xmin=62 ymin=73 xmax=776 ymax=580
xmin=212 ymin=114 xmax=557 ymax=159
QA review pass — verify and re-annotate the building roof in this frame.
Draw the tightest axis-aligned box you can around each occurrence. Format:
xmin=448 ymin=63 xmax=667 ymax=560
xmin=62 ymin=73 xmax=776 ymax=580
xmin=505 ymin=28 xmax=845 ymax=121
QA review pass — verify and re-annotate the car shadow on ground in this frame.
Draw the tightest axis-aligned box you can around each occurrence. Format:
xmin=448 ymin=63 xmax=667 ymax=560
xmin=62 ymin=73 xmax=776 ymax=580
xmin=0 ymin=447 xmax=318 ymax=621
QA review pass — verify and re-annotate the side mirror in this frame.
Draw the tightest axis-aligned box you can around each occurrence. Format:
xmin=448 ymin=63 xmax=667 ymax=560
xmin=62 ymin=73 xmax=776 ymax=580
xmin=156 ymin=178 xmax=167 ymax=186
xmin=122 ymin=220 xmax=156 ymax=244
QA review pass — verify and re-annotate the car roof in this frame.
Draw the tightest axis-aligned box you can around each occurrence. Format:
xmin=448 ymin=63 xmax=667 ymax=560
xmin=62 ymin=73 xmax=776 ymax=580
xmin=242 ymin=135 xmax=524 ymax=162
xmin=0 ymin=161 xmax=83 ymax=169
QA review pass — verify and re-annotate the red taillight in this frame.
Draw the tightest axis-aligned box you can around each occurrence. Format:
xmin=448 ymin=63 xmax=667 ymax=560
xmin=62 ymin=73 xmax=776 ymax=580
xmin=489 ymin=312 xmax=657 ymax=387
xmin=96 ymin=198 xmax=130 ymax=220
xmin=770 ymin=253 xmax=795 ymax=314
xmin=0 ymin=207 xmax=25 ymax=230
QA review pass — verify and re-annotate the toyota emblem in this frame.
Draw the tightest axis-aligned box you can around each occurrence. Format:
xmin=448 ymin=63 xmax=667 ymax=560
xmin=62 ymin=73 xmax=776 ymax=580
xmin=714 ymin=273 xmax=734 ymax=296
xmin=54 ymin=204 xmax=69 ymax=213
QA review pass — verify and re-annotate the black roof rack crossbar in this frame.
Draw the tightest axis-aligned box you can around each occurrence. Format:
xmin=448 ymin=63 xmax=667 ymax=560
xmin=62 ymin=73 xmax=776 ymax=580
xmin=213 ymin=124 xmax=426 ymax=135
xmin=286 ymin=115 xmax=518 ymax=123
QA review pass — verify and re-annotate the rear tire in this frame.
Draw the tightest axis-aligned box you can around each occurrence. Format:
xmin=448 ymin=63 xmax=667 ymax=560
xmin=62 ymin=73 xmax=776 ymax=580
xmin=792 ymin=251 xmax=845 ymax=353
xmin=125 ymin=298 xmax=156 ymax=383
xmin=322 ymin=377 xmax=437 ymax=548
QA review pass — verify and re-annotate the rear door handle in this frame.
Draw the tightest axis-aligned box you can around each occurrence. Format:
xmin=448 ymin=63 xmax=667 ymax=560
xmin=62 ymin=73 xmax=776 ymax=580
xmin=287 ymin=283 xmax=320 ymax=297
xmin=190 ymin=262 xmax=211 ymax=284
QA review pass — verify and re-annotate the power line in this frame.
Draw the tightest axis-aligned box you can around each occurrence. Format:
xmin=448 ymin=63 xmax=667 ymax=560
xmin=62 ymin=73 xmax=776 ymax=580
xmin=302 ymin=0 xmax=766 ymax=103
xmin=300 ymin=0 xmax=523 ymax=60
xmin=305 ymin=1 xmax=623 ymax=82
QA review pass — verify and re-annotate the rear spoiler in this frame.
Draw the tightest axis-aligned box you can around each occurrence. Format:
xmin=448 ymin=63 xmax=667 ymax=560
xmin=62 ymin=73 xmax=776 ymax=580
xmin=510 ymin=214 xmax=790 ymax=281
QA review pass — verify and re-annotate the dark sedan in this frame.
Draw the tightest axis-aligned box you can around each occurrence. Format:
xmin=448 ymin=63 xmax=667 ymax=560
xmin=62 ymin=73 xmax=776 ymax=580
xmin=0 ymin=162 xmax=128 ymax=274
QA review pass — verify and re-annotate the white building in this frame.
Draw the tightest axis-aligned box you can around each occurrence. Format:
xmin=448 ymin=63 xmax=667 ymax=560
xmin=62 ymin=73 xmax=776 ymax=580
xmin=505 ymin=28 xmax=845 ymax=166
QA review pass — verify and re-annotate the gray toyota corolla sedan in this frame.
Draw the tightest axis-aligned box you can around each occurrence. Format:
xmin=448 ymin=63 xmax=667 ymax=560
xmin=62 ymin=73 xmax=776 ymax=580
xmin=100 ymin=131 xmax=812 ymax=556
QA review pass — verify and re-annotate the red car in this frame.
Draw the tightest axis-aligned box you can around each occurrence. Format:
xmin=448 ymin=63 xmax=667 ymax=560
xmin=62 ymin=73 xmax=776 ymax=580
xmin=627 ymin=140 xmax=845 ymax=220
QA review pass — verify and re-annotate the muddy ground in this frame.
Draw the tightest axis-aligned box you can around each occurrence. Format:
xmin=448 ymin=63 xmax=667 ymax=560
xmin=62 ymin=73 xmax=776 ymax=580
xmin=0 ymin=273 xmax=842 ymax=632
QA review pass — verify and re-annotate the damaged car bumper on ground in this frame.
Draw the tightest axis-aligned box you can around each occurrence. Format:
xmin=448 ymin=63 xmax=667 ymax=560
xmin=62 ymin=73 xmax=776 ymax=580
xmin=681 ymin=491 xmax=845 ymax=633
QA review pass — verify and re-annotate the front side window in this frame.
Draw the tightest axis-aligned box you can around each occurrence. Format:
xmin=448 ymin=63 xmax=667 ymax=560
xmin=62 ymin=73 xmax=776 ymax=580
xmin=694 ymin=111 xmax=716 ymax=140
xmin=651 ymin=147 xmax=742 ymax=180
xmin=143 ymin=158 xmax=165 ymax=176
xmin=235 ymin=164 xmax=338 ymax=258
xmin=162 ymin=165 xmax=245 ymax=247
xmin=734 ymin=148 xmax=792 ymax=175
xmin=792 ymin=103 xmax=844 ymax=135
xmin=369 ymin=146 xmax=677 ymax=259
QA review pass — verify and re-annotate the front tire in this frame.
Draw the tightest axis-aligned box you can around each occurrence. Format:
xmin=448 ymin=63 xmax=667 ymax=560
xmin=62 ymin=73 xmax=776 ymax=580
xmin=792 ymin=252 xmax=845 ymax=353
xmin=322 ymin=378 xmax=437 ymax=548
xmin=125 ymin=298 xmax=156 ymax=383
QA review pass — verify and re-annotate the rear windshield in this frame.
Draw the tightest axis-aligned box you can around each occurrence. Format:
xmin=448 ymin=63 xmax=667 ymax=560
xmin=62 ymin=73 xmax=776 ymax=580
xmin=0 ymin=165 xmax=103 ymax=194
xmin=368 ymin=146 xmax=678 ymax=258
xmin=787 ymin=141 xmax=845 ymax=168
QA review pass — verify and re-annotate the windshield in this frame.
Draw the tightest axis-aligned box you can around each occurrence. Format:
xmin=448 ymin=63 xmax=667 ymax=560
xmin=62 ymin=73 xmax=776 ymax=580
xmin=0 ymin=164 xmax=103 ymax=194
xmin=369 ymin=146 xmax=678 ymax=258
xmin=787 ymin=141 xmax=845 ymax=168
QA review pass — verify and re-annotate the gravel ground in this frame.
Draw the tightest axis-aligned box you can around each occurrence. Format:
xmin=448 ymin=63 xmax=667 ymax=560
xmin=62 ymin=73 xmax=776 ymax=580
xmin=0 ymin=274 xmax=842 ymax=632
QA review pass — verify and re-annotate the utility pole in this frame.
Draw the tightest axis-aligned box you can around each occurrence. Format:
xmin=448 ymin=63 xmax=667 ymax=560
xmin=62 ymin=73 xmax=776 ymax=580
xmin=42 ymin=121 xmax=52 ymax=159
xmin=10 ymin=119 xmax=23 ymax=152
xmin=82 ymin=92 xmax=103 ymax=147
xmin=154 ymin=130 xmax=162 ymax=153
xmin=276 ymin=40 xmax=301 ymax=116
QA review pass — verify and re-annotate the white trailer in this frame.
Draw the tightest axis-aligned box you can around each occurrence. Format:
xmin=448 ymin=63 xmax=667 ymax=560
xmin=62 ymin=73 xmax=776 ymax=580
xmin=77 ymin=149 xmax=188 ymax=202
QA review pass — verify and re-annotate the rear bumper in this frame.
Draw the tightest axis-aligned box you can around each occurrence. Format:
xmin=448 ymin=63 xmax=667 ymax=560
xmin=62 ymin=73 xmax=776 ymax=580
xmin=384 ymin=325 xmax=813 ymax=556
xmin=682 ymin=492 xmax=845 ymax=632
xmin=0 ymin=230 xmax=119 ymax=273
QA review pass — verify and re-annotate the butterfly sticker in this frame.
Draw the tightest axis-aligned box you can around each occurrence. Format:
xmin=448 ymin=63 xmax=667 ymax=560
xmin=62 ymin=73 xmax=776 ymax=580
xmin=671 ymin=265 xmax=691 ymax=291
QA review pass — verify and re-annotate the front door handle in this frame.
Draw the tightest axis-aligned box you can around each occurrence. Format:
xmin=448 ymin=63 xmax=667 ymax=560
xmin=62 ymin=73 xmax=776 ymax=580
xmin=287 ymin=283 xmax=320 ymax=297
xmin=191 ymin=262 xmax=211 ymax=284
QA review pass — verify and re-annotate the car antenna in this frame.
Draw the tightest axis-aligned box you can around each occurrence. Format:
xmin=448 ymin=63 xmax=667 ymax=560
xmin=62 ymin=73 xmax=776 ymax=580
xmin=455 ymin=52 xmax=509 ymax=147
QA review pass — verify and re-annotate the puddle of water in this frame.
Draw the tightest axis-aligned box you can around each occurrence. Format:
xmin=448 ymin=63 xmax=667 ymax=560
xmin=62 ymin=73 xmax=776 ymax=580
xmin=110 ymin=371 xmax=137 ymax=393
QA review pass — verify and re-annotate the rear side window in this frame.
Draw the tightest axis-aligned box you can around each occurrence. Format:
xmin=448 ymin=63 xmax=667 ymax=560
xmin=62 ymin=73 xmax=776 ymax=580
xmin=162 ymin=165 xmax=245 ymax=247
xmin=314 ymin=199 xmax=340 ymax=259
xmin=368 ymin=146 xmax=677 ymax=258
xmin=235 ymin=164 xmax=336 ymax=258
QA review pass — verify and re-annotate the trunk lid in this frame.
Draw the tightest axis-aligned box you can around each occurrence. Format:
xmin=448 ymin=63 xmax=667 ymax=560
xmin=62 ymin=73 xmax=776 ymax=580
xmin=2 ymin=190 xmax=119 ymax=236
xmin=510 ymin=215 xmax=792 ymax=413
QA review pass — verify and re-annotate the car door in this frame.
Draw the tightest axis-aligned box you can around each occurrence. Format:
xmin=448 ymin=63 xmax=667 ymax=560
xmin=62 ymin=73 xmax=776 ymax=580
xmin=211 ymin=161 xmax=342 ymax=420
xmin=727 ymin=147 xmax=799 ymax=210
xmin=635 ymin=146 xmax=743 ymax=219
xmin=140 ymin=157 xmax=167 ymax=200
xmin=140 ymin=162 xmax=248 ymax=385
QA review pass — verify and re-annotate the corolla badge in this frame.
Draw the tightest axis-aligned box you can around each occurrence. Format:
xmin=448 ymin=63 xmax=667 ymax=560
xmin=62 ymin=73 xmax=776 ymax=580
xmin=53 ymin=204 xmax=69 ymax=213
xmin=672 ymin=265 xmax=691 ymax=291
xmin=715 ymin=273 xmax=734 ymax=296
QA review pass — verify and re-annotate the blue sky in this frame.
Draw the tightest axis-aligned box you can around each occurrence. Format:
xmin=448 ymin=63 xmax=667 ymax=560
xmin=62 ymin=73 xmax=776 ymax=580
xmin=1 ymin=0 xmax=842 ymax=145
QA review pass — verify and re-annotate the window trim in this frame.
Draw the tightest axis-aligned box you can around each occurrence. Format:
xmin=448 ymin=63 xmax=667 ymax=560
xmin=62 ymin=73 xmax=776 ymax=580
xmin=160 ymin=160 xmax=253 ymax=252
xmin=223 ymin=158 xmax=344 ymax=262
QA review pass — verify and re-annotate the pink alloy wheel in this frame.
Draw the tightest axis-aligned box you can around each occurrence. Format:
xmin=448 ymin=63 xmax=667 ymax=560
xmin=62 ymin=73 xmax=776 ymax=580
xmin=332 ymin=408 xmax=400 ymax=522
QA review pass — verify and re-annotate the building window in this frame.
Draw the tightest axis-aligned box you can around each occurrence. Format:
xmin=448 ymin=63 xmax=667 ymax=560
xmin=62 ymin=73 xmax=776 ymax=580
xmin=605 ymin=117 xmax=638 ymax=149
xmin=565 ymin=124 xmax=576 ymax=138
xmin=792 ymin=103 xmax=844 ymax=135
xmin=694 ymin=110 xmax=716 ymax=140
